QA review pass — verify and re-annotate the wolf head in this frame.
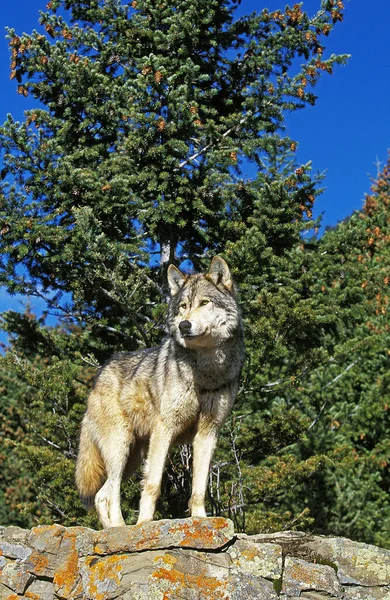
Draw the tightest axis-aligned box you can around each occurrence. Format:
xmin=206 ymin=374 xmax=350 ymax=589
xmin=167 ymin=256 xmax=241 ymax=349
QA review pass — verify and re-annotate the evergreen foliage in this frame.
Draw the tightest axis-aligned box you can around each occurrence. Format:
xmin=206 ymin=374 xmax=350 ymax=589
xmin=288 ymin=159 xmax=390 ymax=547
xmin=2 ymin=0 xmax=387 ymax=545
xmin=0 ymin=354 xmax=35 ymax=528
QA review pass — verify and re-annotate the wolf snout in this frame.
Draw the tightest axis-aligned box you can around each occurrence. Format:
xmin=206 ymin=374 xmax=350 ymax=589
xmin=179 ymin=320 xmax=192 ymax=335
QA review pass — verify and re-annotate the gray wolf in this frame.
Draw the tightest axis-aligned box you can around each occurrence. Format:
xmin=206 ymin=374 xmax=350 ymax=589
xmin=76 ymin=256 xmax=244 ymax=528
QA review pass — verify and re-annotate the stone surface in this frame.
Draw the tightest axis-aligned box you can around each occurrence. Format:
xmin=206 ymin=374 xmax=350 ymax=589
xmin=0 ymin=562 xmax=33 ymax=595
xmin=282 ymin=556 xmax=343 ymax=597
xmin=343 ymin=588 xmax=390 ymax=600
xmin=23 ymin=579 xmax=55 ymax=600
xmin=249 ymin=530 xmax=390 ymax=587
xmin=281 ymin=595 xmax=341 ymax=600
xmin=307 ymin=536 xmax=390 ymax=587
xmin=1 ymin=518 xmax=390 ymax=599
xmin=227 ymin=537 xmax=283 ymax=580
xmin=91 ymin=516 xmax=234 ymax=555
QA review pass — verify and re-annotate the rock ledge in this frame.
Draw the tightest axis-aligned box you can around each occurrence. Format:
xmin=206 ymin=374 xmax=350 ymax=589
xmin=1 ymin=518 xmax=390 ymax=599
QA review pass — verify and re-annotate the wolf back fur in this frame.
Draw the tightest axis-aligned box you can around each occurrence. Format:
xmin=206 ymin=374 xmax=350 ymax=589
xmin=76 ymin=256 xmax=244 ymax=528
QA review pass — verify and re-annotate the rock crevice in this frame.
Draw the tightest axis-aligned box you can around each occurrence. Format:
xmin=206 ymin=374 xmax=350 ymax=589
xmin=1 ymin=518 xmax=390 ymax=599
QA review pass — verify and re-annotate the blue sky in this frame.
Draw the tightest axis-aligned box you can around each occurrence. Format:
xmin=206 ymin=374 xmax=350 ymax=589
xmin=1 ymin=0 xmax=390 ymax=321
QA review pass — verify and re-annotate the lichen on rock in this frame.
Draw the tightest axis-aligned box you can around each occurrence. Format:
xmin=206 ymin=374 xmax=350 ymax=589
xmin=1 ymin=519 xmax=390 ymax=599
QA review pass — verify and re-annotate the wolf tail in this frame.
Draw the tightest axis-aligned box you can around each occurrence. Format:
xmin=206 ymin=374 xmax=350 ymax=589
xmin=75 ymin=419 xmax=106 ymax=506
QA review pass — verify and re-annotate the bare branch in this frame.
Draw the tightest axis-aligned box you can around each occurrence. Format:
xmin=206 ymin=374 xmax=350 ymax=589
xmin=176 ymin=107 xmax=271 ymax=170
xmin=44 ymin=498 xmax=83 ymax=525
xmin=227 ymin=419 xmax=246 ymax=530
xmin=32 ymin=428 xmax=75 ymax=458
xmin=80 ymin=353 xmax=100 ymax=368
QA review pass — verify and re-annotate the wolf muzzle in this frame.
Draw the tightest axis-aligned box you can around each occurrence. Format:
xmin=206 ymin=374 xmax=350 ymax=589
xmin=179 ymin=320 xmax=192 ymax=336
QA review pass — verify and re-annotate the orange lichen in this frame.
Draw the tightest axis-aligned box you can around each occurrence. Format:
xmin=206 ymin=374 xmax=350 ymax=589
xmin=153 ymin=554 xmax=177 ymax=567
xmin=84 ymin=555 xmax=124 ymax=600
xmin=93 ymin=542 xmax=107 ymax=554
xmin=240 ymin=547 xmax=259 ymax=561
xmin=71 ymin=579 xmax=84 ymax=597
xmin=153 ymin=566 xmax=185 ymax=586
xmin=53 ymin=531 xmax=79 ymax=596
xmin=135 ymin=525 xmax=164 ymax=551
xmin=173 ymin=518 xmax=229 ymax=547
xmin=33 ymin=524 xmax=62 ymax=535
xmin=289 ymin=561 xmax=324 ymax=586
xmin=28 ymin=551 xmax=50 ymax=575
xmin=152 ymin=564 xmax=228 ymax=599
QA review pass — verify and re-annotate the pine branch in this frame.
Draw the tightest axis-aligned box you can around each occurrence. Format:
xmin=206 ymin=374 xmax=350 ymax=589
xmin=307 ymin=360 xmax=360 ymax=432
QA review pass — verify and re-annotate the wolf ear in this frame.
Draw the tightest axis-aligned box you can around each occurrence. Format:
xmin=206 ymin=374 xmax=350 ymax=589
xmin=208 ymin=256 xmax=233 ymax=291
xmin=167 ymin=264 xmax=186 ymax=295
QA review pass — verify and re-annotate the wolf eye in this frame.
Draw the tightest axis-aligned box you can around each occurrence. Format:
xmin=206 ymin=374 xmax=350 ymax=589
xmin=179 ymin=302 xmax=187 ymax=310
xmin=200 ymin=299 xmax=210 ymax=306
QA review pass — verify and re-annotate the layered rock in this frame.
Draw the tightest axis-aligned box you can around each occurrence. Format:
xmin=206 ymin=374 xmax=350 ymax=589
xmin=1 ymin=517 xmax=390 ymax=599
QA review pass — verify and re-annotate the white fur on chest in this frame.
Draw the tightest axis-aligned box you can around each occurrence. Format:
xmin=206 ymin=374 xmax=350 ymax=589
xmin=156 ymin=341 xmax=235 ymax=433
xmin=160 ymin=378 xmax=234 ymax=434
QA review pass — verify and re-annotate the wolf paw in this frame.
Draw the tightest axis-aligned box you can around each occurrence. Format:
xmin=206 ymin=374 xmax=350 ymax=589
xmin=190 ymin=506 xmax=207 ymax=518
xmin=189 ymin=493 xmax=207 ymax=518
xmin=136 ymin=512 xmax=154 ymax=525
xmin=95 ymin=492 xmax=111 ymax=529
xmin=95 ymin=483 xmax=125 ymax=528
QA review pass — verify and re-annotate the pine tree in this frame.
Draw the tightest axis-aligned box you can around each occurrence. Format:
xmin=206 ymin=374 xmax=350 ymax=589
xmin=0 ymin=352 xmax=36 ymax=528
xmin=281 ymin=157 xmax=390 ymax=547
xmin=0 ymin=0 xmax=349 ymax=529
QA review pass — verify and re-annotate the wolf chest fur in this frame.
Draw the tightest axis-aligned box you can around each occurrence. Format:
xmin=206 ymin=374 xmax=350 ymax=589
xmin=76 ymin=256 xmax=244 ymax=528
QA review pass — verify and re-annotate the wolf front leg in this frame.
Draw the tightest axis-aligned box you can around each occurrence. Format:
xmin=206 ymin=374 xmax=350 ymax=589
xmin=190 ymin=423 xmax=218 ymax=518
xmin=137 ymin=422 xmax=172 ymax=524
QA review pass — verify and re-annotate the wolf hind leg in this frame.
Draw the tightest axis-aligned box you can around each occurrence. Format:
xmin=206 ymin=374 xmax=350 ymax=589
xmin=190 ymin=424 xmax=218 ymax=518
xmin=95 ymin=427 xmax=133 ymax=529
xmin=137 ymin=423 xmax=172 ymax=524
xmin=123 ymin=439 xmax=148 ymax=480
